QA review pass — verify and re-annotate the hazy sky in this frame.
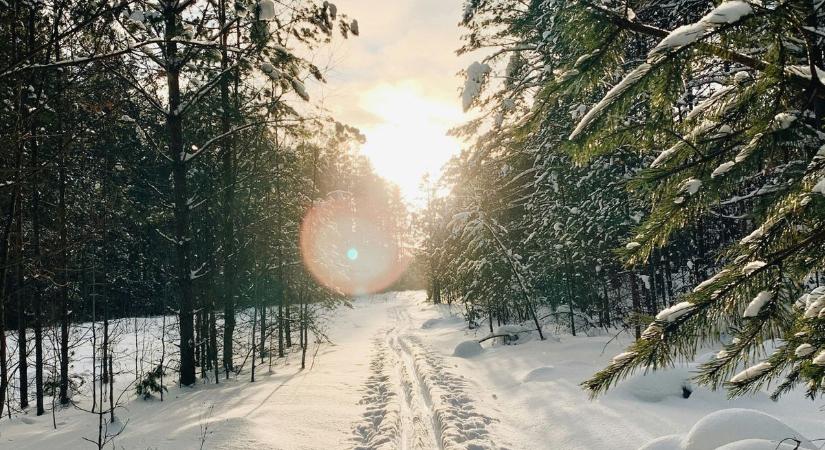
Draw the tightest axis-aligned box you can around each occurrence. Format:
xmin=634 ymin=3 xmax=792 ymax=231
xmin=313 ymin=0 xmax=474 ymax=205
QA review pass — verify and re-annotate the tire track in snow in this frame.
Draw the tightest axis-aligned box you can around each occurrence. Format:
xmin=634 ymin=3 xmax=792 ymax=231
xmin=351 ymin=331 xmax=401 ymax=450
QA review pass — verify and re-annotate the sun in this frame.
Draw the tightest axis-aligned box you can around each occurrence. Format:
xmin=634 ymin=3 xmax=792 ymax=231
xmin=357 ymin=81 xmax=463 ymax=204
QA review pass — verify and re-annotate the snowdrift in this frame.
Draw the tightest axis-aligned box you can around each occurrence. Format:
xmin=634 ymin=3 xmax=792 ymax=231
xmin=638 ymin=408 xmax=816 ymax=450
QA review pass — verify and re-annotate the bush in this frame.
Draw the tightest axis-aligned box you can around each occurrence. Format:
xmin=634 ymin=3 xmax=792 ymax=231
xmin=136 ymin=364 xmax=167 ymax=400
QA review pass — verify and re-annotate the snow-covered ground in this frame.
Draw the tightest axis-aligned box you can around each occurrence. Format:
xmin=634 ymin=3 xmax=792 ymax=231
xmin=1 ymin=291 xmax=823 ymax=449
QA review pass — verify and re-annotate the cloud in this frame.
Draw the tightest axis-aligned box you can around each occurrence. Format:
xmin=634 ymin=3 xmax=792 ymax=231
xmin=313 ymin=0 xmax=473 ymax=127
xmin=305 ymin=0 xmax=476 ymax=203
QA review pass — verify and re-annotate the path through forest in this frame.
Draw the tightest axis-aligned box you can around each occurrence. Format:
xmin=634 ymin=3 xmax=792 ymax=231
xmin=3 ymin=291 xmax=824 ymax=449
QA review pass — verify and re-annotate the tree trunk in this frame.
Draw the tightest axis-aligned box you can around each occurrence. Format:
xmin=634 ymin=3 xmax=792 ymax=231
xmin=57 ymin=73 xmax=70 ymax=409
xmin=277 ymin=300 xmax=284 ymax=358
xmin=629 ymin=271 xmax=642 ymax=340
xmin=0 ymin=112 xmax=24 ymax=416
xmin=251 ymin=305 xmax=258 ymax=383
xmin=164 ymin=6 xmax=196 ymax=387
xmin=259 ymin=304 xmax=266 ymax=357
xmin=218 ymin=0 xmax=237 ymax=380
xmin=285 ymin=303 xmax=291 ymax=347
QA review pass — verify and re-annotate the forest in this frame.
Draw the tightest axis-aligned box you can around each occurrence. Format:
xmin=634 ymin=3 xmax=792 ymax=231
xmin=1 ymin=0 xmax=825 ymax=449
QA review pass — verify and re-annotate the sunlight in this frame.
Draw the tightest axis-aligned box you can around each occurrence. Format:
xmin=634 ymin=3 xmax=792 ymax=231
xmin=300 ymin=197 xmax=408 ymax=296
xmin=358 ymin=81 xmax=463 ymax=203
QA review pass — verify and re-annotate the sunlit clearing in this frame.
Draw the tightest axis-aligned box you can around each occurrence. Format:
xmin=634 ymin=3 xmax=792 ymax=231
xmin=300 ymin=197 xmax=408 ymax=296
xmin=358 ymin=82 xmax=463 ymax=203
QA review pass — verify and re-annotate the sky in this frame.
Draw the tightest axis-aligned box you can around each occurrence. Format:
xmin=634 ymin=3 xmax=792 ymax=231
xmin=312 ymin=0 xmax=474 ymax=206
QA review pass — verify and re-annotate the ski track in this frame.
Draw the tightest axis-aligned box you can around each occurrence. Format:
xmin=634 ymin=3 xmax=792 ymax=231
xmin=353 ymin=304 xmax=494 ymax=450
xmin=352 ymin=332 xmax=401 ymax=450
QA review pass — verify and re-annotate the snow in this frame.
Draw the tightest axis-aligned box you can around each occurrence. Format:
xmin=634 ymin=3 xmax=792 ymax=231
xmin=3 ymin=291 xmax=824 ymax=449
xmin=716 ymin=440 xmax=806 ymax=450
xmin=686 ymin=85 xmax=735 ymax=121
xmin=803 ymin=293 xmax=824 ymax=318
xmin=730 ymin=361 xmax=771 ymax=383
xmin=785 ymin=64 xmax=825 ymax=86
xmin=740 ymin=227 xmax=764 ymax=245
xmin=640 ymin=435 xmax=684 ymax=450
xmin=652 ymin=121 xmax=716 ymax=168
xmin=651 ymin=23 xmax=707 ymax=57
xmin=693 ymin=269 xmax=729 ymax=293
xmin=773 ymin=112 xmax=797 ymax=130
xmin=289 ymin=77 xmax=309 ymax=101
xmin=741 ymin=260 xmax=766 ymax=275
xmin=260 ymin=62 xmax=276 ymax=76
xmin=642 ymin=408 xmax=817 ymax=450
xmin=649 ymin=1 xmax=753 ymax=60
xmin=813 ymin=350 xmax=825 ymax=365
xmin=453 ymin=340 xmax=484 ymax=358
xmin=734 ymin=137 xmax=756 ymax=162
xmin=743 ymin=291 xmax=772 ymax=317
xmin=258 ymin=0 xmax=276 ymax=20
xmin=794 ymin=343 xmax=815 ymax=357
xmin=462 ymin=61 xmax=492 ymax=112
xmin=615 ymin=363 xmax=695 ymax=402
xmin=679 ymin=178 xmax=702 ymax=196
xmin=128 ymin=10 xmax=145 ymax=25
xmin=491 ymin=324 xmax=536 ymax=345
xmin=569 ymin=63 xmax=652 ymax=139
xmin=702 ymin=1 xmax=754 ymax=24
xmin=626 ymin=241 xmax=641 ymax=249
xmin=812 ymin=177 xmax=825 ymax=195
xmin=521 ymin=366 xmax=555 ymax=382
xmin=711 ymin=161 xmax=735 ymax=178
xmin=612 ymin=351 xmax=638 ymax=364
xmin=656 ymin=301 xmax=694 ymax=322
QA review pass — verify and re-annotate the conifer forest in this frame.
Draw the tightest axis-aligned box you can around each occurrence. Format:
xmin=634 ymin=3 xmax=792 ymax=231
xmin=1 ymin=0 xmax=825 ymax=449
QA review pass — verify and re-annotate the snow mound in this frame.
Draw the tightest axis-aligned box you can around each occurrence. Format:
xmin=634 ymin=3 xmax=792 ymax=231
xmin=716 ymin=439 xmax=806 ymax=450
xmin=421 ymin=318 xmax=441 ymax=329
xmin=522 ymin=366 xmax=555 ymax=382
xmin=612 ymin=365 xmax=693 ymax=402
xmin=491 ymin=324 xmax=535 ymax=345
xmin=639 ymin=435 xmax=682 ymax=450
xmin=453 ymin=340 xmax=484 ymax=358
xmin=638 ymin=408 xmax=816 ymax=450
xmin=685 ymin=409 xmax=815 ymax=450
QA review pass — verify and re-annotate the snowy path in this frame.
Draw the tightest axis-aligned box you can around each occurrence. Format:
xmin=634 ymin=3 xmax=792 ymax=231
xmin=352 ymin=301 xmax=494 ymax=450
xmin=2 ymin=290 xmax=824 ymax=449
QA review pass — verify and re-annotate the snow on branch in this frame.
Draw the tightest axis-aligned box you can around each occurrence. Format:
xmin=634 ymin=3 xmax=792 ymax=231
xmin=568 ymin=63 xmax=651 ymax=139
xmin=648 ymin=1 xmax=753 ymax=62
xmin=569 ymin=1 xmax=775 ymax=140
xmin=462 ymin=61 xmax=491 ymax=112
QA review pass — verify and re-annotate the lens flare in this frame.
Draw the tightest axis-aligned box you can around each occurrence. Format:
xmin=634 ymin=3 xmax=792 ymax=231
xmin=300 ymin=197 xmax=407 ymax=296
